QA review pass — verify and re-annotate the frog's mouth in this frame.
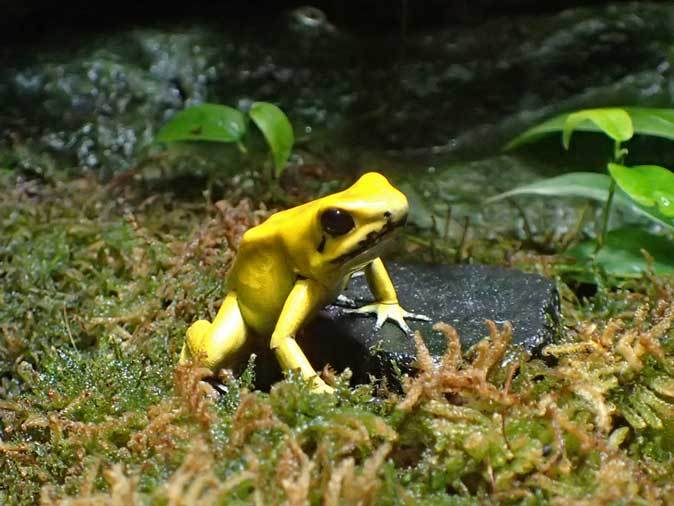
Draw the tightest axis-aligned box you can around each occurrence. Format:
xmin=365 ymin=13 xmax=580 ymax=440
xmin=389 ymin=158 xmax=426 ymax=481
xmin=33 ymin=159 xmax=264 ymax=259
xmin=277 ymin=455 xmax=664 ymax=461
xmin=330 ymin=214 xmax=407 ymax=264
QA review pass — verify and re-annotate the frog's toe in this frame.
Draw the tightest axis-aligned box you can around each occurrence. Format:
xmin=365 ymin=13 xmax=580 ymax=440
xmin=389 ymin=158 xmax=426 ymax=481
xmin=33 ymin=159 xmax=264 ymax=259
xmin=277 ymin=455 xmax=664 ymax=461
xmin=345 ymin=303 xmax=380 ymax=327
xmin=181 ymin=319 xmax=213 ymax=365
xmin=405 ymin=312 xmax=432 ymax=322
xmin=346 ymin=303 xmax=431 ymax=335
xmin=344 ymin=303 xmax=378 ymax=316
xmin=187 ymin=319 xmax=212 ymax=342
xmin=389 ymin=313 xmax=412 ymax=334
xmin=374 ymin=311 xmax=389 ymax=332
xmin=310 ymin=376 xmax=335 ymax=394
xmin=336 ymin=294 xmax=357 ymax=307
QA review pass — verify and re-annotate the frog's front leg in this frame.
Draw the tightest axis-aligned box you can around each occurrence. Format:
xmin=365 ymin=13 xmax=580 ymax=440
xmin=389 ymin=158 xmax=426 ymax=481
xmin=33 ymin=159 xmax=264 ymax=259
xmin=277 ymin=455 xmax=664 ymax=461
xmin=180 ymin=292 xmax=249 ymax=369
xmin=346 ymin=257 xmax=430 ymax=333
xmin=270 ymin=278 xmax=333 ymax=393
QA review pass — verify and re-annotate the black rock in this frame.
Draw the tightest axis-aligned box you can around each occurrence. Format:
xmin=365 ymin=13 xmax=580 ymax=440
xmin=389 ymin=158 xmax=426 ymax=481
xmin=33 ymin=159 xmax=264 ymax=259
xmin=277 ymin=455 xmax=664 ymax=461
xmin=298 ymin=262 xmax=561 ymax=385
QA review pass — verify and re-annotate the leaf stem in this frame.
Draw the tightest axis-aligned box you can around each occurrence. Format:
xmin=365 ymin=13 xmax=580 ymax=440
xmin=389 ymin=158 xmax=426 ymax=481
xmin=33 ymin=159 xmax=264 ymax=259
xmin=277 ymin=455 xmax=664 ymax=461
xmin=596 ymin=141 xmax=625 ymax=254
xmin=269 ymin=180 xmax=290 ymax=205
xmin=596 ymin=178 xmax=616 ymax=254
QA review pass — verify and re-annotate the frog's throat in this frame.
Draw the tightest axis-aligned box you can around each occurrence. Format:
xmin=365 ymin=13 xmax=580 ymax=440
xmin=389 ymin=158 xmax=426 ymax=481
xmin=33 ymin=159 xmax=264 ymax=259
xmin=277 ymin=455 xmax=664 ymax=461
xmin=330 ymin=215 xmax=407 ymax=264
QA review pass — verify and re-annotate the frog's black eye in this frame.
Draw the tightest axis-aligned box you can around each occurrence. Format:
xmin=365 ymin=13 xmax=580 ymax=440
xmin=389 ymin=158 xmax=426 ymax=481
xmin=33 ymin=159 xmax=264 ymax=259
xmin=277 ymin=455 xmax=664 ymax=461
xmin=321 ymin=208 xmax=355 ymax=236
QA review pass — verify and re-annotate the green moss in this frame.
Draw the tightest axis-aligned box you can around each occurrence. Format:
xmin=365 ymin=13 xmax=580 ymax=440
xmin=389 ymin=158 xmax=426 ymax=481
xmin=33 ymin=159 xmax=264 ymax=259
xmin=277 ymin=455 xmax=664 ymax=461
xmin=1 ymin=173 xmax=673 ymax=505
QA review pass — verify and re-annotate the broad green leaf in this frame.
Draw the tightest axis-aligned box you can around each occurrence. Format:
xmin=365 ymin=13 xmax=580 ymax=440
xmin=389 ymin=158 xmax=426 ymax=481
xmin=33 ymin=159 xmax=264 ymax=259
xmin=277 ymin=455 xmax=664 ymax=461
xmin=625 ymin=197 xmax=674 ymax=230
xmin=625 ymin=107 xmax=674 ymax=140
xmin=485 ymin=172 xmax=674 ymax=230
xmin=654 ymin=191 xmax=674 ymax=217
xmin=249 ymin=102 xmax=294 ymax=178
xmin=156 ymin=104 xmax=246 ymax=143
xmin=608 ymin=163 xmax=674 ymax=217
xmin=562 ymin=108 xmax=633 ymax=149
xmin=505 ymin=114 xmax=568 ymax=150
xmin=568 ymin=227 xmax=674 ymax=277
xmin=506 ymin=107 xmax=674 ymax=150
xmin=485 ymin=172 xmax=614 ymax=204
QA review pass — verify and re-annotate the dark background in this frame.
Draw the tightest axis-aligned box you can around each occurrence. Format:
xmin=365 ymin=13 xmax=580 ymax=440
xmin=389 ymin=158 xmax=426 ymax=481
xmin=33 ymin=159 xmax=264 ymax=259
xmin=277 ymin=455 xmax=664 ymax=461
xmin=1 ymin=0 xmax=639 ymax=44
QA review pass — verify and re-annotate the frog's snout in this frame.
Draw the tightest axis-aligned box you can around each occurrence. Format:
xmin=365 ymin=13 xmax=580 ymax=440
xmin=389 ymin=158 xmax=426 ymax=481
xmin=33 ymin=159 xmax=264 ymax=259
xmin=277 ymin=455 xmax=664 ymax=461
xmin=385 ymin=210 xmax=408 ymax=228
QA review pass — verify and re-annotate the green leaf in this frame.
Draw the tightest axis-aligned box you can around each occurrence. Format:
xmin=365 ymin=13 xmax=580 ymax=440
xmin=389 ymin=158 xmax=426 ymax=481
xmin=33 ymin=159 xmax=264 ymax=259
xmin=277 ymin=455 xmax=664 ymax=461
xmin=506 ymin=107 xmax=674 ymax=150
xmin=155 ymin=104 xmax=247 ymax=143
xmin=624 ymin=107 xmax=674 ymax=141
xmin=562 ymin=108 xmax=633 ymax=149
xmin=608 ymin=163 xmax=674 ymax=217
xmin=625 ymin=198 xmax=674 ymax=230
xmin=485 ymin=172 xmax=614 ymax=204
xmin=505 ymin=114 xmax=568 ymax=150
xmin=249 ymin=102 xmax=294 ymax=178
xmin=567 ymin=227 xmax=674 ymax=277
xmin=485 ymin=172 xmax=674 ymax=230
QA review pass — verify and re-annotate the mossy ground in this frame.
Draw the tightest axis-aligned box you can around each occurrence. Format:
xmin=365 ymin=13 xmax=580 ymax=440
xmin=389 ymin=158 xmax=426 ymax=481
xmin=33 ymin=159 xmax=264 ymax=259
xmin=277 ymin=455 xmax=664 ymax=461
xmin=1 ymin=170 xmax=673 ymax=505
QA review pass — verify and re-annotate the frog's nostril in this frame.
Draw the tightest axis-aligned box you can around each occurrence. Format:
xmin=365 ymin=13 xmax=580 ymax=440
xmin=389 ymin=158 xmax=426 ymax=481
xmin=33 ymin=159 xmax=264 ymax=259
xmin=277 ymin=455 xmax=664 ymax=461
xmin=384 ymin=211 xmax=392 ymax=219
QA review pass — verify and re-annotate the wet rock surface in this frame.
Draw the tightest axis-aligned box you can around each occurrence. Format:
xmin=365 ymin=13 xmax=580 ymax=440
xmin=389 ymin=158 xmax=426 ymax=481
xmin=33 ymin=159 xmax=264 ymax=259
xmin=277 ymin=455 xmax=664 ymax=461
xmin=298 ymin=262 xmax=561 ymax=385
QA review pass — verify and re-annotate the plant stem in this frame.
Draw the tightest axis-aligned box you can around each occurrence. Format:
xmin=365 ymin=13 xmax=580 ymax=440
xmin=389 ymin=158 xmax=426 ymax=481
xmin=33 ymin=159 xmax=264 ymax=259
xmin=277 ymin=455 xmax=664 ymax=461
xmin=595 ymin=140 xmax=624 ymax=255
xmin=596 ymin=178 xmax=616 ymax=254
xmin=269 ymin=178 xmax=290 ymax=205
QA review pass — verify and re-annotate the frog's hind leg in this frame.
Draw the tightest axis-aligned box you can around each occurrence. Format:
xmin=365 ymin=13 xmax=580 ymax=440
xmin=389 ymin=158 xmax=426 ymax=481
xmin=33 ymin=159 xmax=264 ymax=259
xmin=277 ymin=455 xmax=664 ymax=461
xmin=180 ymin=292 xmax=249 ymax=370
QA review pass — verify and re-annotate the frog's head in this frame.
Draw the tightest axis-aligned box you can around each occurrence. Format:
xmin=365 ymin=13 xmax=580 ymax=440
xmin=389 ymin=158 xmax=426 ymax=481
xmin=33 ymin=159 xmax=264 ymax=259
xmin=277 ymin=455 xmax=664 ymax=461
xmin=314 ymin=172 xmax=408 ymax=269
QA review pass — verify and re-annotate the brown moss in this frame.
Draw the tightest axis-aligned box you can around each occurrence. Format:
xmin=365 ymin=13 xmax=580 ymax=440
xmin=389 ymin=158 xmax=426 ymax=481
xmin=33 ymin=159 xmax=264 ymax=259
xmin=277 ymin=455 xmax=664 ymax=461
xmin=40 ymin=463 xmax=138 ymax=506
xmin=544 ymin=297 xmax=674 ymax=433
xmin=126 ymin=401 xmax=187 ymax=457
xmin=3 ymin=174 xmax=674 ymax=505
xmin=173 ymin=361 xmax=218 ymax=429
xmin=230 ymin=391 xmax=288 ymax=448
xmin=277 ymin=437 xmax=314 ymax=506
xmin=398 ymin=320 xmax=517 ymax=412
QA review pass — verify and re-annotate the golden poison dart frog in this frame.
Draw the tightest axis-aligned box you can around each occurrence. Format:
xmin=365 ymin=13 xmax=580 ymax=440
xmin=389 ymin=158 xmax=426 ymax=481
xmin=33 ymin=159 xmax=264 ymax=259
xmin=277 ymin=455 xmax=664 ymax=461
xmin=180 ymin=172 xmax=429 ymax=393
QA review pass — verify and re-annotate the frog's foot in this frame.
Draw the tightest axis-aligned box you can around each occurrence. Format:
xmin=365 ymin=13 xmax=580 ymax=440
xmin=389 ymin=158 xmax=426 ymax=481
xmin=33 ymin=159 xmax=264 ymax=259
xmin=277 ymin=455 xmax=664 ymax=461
xmin=345 ymin=303 xmax=431 ymax=334
xmin=309 ymin=375 xmax=335 ymax=394
xmin=181 ymin=293 xmax=250 ymax=370
xmin=273 ymin=335 xmax=335 ymax=394
xmin=335 ymin=294 xmax=357 ymax=307
xmin=180 ymin=319 xmax=213 ymax=366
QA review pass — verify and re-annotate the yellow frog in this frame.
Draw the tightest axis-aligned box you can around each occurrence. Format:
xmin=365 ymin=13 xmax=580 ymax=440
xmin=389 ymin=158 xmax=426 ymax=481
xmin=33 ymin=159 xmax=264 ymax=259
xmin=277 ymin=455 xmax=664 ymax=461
xmin=179 ymin=172 xmax=428 ymax=393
